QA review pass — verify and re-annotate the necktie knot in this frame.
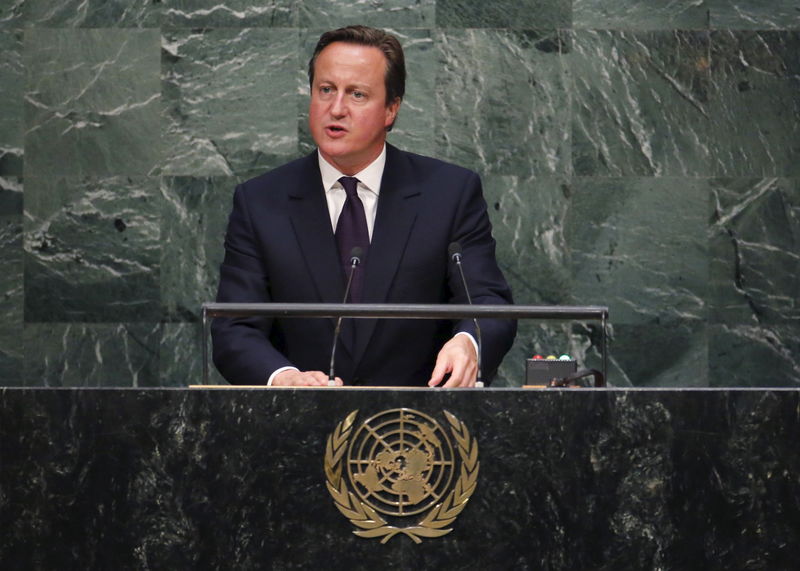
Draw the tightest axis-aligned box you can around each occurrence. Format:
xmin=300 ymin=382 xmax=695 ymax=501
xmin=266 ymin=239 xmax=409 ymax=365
xmin=339 ymin=176 xmax=359 ymax=198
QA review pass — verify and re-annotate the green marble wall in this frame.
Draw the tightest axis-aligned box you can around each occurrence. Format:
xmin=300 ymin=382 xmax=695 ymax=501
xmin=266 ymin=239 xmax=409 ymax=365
xmin=1 ymin=1 xmax=798 ymax=387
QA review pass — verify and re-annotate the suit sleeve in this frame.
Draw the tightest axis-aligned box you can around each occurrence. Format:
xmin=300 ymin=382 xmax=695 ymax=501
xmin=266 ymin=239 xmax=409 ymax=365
xmin=211 ymin=184 xmax=293 ymax=384
xmin=447 ymin=171 xmax=517 ymax=382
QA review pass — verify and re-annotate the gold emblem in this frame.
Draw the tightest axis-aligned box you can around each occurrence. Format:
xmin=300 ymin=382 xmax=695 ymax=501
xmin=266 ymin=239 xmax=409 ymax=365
xmin=324 ymin=408 xmax=479 ymax=543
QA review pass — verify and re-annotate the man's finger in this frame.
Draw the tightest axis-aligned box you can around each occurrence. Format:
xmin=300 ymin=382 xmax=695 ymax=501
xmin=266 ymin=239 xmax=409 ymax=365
xmin=428 ymin=358 xmax=451 ymax=387
xmin=442 ymin=359 xmax=467 ymax=387
xmin=443 ymin=360 xmax=477 ymax=388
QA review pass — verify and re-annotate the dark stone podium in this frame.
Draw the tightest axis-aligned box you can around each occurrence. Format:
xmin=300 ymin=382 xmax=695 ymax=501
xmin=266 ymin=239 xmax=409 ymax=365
xmin=2 ymin=387 xmax=799 ymax=569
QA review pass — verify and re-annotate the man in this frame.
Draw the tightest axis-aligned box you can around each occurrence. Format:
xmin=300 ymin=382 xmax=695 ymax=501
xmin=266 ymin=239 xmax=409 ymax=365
xmin=212 ymin=25 xmax=515 ymax=387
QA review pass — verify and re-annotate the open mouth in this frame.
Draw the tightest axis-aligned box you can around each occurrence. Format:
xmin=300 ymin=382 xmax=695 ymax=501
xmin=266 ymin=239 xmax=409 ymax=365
xmin=327 ymin=125 xmax=346 ymax=134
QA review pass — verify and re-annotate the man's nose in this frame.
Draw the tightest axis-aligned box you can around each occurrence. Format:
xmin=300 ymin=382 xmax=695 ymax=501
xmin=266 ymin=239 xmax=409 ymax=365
xmin=330 ymin=93 xmax=347 ymax=117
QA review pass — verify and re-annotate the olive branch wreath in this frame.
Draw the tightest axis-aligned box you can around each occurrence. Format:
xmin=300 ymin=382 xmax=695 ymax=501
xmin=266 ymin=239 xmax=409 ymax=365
xmin=324 ymin=409 xmax=479 ymax=544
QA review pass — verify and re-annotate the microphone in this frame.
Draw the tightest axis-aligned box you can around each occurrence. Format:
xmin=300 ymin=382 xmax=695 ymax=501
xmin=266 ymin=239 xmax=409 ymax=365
xmin=328 ymin=247 xmax=363 ymax=385
xmin=448 ymin=242 xmax=483 ymax=388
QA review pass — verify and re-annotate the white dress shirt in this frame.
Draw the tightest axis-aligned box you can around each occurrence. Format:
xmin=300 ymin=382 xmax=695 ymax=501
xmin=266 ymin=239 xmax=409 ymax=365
xmin=318 ymin=145 xmax=386 ymax=238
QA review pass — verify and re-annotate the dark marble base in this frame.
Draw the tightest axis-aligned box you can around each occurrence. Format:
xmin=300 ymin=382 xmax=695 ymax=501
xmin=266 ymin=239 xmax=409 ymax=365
xmin=1 ymin=388 xmax=798 ymax=569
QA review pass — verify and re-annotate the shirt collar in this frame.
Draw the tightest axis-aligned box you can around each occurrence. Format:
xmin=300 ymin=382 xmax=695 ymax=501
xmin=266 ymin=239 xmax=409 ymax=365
xmin=318 ymin=144 xmax=386 ymax=195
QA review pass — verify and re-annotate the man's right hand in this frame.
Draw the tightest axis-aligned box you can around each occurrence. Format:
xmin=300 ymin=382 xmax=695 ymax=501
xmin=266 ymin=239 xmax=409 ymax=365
xmin=272 ymin=369 xmax=342 ymax=386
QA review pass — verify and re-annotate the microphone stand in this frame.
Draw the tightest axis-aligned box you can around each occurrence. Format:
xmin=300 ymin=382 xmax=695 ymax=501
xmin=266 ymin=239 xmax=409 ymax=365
xmin=328 ymin=248 xmax=362 ymax=386
xmin=450 ymin=243 xmax=483 ymax=388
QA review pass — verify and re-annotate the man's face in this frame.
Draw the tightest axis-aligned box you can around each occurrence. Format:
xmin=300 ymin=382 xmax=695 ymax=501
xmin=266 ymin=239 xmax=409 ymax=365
xmin=309 ymin=42 xmax=400 ymax=175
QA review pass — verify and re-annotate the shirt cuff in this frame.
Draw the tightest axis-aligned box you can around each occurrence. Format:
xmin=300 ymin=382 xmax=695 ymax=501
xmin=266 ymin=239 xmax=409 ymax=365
xmin=267 ymin=366 xmax=299 ymax=386
xmin=454 ymin=331 xmax=479 ymax=358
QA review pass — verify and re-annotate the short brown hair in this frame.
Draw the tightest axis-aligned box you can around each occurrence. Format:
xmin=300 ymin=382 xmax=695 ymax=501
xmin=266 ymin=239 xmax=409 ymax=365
xmin=308 ymin=25 xmax=406 ymax=128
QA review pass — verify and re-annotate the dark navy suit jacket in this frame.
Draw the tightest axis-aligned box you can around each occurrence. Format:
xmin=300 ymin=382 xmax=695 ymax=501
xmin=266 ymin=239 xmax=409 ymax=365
xmin=212 ymin=144 xmax=516 ymax=386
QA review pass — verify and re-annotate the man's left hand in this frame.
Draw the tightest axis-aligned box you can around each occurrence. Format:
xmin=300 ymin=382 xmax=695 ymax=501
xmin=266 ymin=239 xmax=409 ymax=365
xmin=428 ymin=334 xmax=479 ymax=388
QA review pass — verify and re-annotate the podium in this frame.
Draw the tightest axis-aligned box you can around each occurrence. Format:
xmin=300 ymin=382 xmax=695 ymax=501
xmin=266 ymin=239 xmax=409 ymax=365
xmin=2 ymin=387 xmax=798 ymax=568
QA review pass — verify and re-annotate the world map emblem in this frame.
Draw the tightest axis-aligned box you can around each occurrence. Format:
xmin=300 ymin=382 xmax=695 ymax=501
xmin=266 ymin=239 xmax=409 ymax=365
xmin=324 ymin=408 xmax=479 ymax=543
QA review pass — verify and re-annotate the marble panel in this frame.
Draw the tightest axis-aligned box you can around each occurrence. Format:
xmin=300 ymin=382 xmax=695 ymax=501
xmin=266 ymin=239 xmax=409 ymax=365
xmin=710 ymin=178 xmax=800 ymax=325
xmin=383 ymin=29 xmax=437 ymax=160
xmin=0 ymin=30 xmax=23 ymax=176
xmin=610 ymin=321 xmax=709 ymax=387
xmin=708 ymin=0 xmax=800 ymax=30
xmin=574 ymin=0 xmax=709 ymax=30
xmin=571 ymin=30 xmax=711 ymax=176
xmin=299 ymin=0 xmax=434 ymax=28
xmin=24 ymin=176 xmax=161 ymax=322
xmin=160 ymin=176 xmax=233 ymax=322
xmin=0 ymin=178 xmax=23 ymax=383
xmin=22 ymin=0 xmax=161 ymax=27
xmin=24 ymin=28 xmax=161 ymax=177
xmin=296 ymin=29 xmax=320 ymax=157
xmin=20 ymin=323 xmax=161 ymax=386
xmin=160 ymin=322 xmax=227 ymax=386
xmin=435 ymin=29 xmax=571 ymax=177
xmin=567 ymin=177 xmax=708 ymax=326
xmin=436 ymin=0 xmax=571 ymax=28
xmin=0 ymin=176 xmax=22 ymax=216
xmin=0 ymin=0 xmax=24 ymax=27
xmin=484 ymin=175 xmax=572 ymax=305
xmin=709 ymin=31 xmax=800 ymax=177
xmin=161 ymin=27 xmax=298 ymax=177
xmin=709 ymin=323 xmax=800 ymax=387
xmin=164 ymin=0 xmax=295 ymax=27
xmin=297 ymin=28 xmax=437 ymax=159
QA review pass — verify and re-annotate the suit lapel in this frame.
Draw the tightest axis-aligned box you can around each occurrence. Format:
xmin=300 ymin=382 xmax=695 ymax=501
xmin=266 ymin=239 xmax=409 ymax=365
xmin=355 ymin=145 xmax=421 ymax=364
xmin=287 ymin=152 xmax=345 ymax=304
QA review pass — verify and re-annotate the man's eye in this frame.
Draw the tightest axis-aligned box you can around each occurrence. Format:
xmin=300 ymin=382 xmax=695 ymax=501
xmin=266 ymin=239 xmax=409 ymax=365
xmin=320 ymin=86 xmax=333 ymax=94
xmin=352 ymin=91 xmax=365 ymax=99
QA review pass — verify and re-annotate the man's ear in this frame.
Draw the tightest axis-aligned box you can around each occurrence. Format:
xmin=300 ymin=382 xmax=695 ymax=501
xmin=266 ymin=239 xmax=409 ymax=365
xmin=385 ymin=97 xmax=401 ymax=128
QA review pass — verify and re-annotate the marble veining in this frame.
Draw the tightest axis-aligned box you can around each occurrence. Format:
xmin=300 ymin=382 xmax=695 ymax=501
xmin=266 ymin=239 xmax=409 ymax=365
xmin=161 ymin=28 xmax=298 ymax=177
xmin=24 ymin=176 xmax=161 ymax=322
xmin=0 ymin=30 xmax=23 ymax=176
xmin=299 ymin=0 xmax=435 ymax=28
xmin=0 ymin=0 xmax=25 ymax=27
xmin=436 ymin=0 xmax=571 ymax=29
xmin=571 ymin=30 xmax=711 ymax=176
xmin=165 ymin=0 xmax=295 ymax=28
xmin=160 ymin=176 xmax=232 ymax=323
xmin=22 ymin=0 xmax=162 ymax=27
xmin=710 ymin=178 xmax=800 ymax=325
xmin=21 ymin=324 xmax=161 ymax=386
xmin=568 ymin=177 xmax=709 ymax=325
xmin=24 ymin=28 xmax=161 ymax=177
xmin=436 ymin=29 xmax=571 ymax=177
xmin=710 ymin=323 xmax=800 ymax=387
xmin=709 ymin=30 xmax=800 ymax=177
xmin=707 ymin=0 xmax=800 ymax=29
xmin=0 ymin=177 xmax=23 ymax=381
xmin=574 ymin=0 xmax=709 ymax=30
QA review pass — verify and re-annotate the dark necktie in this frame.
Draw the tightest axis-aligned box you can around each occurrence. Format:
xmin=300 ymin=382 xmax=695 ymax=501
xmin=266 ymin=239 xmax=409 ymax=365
xmin=335 ymin=176 xmax=369 ymax=302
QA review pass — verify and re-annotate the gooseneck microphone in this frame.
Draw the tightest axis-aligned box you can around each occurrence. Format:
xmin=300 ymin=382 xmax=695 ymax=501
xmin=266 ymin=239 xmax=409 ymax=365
xmin=328 ymin=247 xmax=363 ymax=386
xmin=448 ymin=242 xmax=483 ymax=388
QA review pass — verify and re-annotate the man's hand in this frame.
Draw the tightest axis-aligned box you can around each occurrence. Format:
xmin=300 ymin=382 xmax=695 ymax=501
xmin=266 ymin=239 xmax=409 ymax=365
xmin=428 ymin=334 xmax=478 ymax=388
xmin=272 ymin=369 xmax=343 ymax=386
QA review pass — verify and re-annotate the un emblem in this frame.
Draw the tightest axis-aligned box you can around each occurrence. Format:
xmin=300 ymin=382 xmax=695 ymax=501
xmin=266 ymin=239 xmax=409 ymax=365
xmin=324 ymin=408 xmax=479 ymax=543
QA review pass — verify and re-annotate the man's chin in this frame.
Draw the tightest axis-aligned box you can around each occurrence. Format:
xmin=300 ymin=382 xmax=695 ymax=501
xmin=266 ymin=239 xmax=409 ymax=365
xmin=318 ymin=147 xmax=356 ymax=172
